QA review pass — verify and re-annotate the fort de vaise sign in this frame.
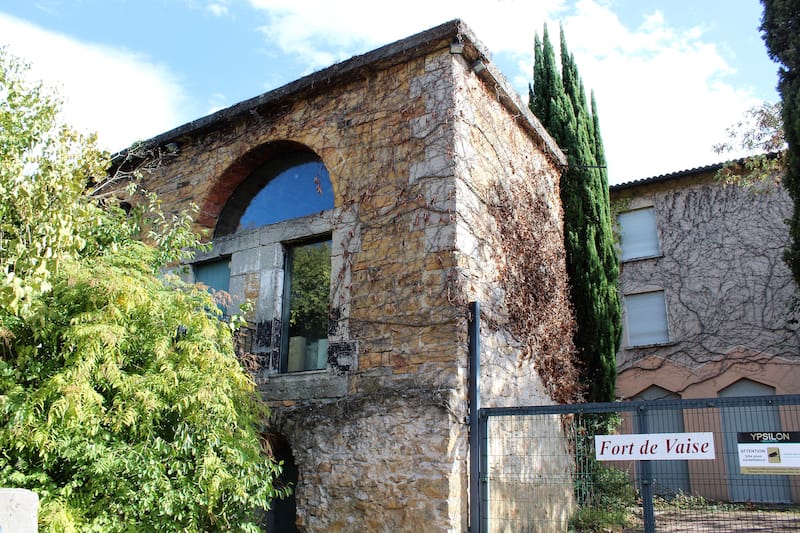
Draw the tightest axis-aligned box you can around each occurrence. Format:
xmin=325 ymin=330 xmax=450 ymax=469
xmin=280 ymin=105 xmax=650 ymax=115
xmin=595 ymin=433 xmax=715 ymax=461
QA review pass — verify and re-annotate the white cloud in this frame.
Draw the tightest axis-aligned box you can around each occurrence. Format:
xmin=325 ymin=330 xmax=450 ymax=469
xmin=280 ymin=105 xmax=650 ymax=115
xmin=561 ymin=0 xmax=759 ymax=181
xmin=0 ymin=13 xmax=188 ymax=152
xmin=207 ymin=3 xmax=230 ymax=17
xmin=247 ymin=0 xmax=762 ymax=183
xmin=1 ymin=1 xmax=764 ymax=182
xmin=248 ymin=0 xmax=567 ymax=71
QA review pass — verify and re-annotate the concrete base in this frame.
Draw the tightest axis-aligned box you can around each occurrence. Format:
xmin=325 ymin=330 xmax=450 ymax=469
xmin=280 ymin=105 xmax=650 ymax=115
xmin=0 ymin=489 xmax=38 ymax=533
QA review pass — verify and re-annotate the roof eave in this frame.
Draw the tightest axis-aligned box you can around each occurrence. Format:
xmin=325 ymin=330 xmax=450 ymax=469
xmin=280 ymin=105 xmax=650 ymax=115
xmin=114 ymin=19 xmax=566 ymax=168
xmin=610 ymin=152 xmax=783 ymax=192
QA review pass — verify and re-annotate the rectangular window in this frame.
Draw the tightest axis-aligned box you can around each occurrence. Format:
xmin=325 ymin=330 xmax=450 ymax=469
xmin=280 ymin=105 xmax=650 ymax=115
xmin=618 ymin=207 xmax=660 ymax=261
xmin=281 ymin=238 xmax=332 ymax=372
xmin=194 ymin=257 xmax=231 ymax=313
xmin=625 ymin=291 xmax=669 ymax=346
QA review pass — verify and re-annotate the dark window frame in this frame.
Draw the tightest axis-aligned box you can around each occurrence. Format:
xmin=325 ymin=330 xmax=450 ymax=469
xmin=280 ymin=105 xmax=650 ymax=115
xmin=279 ymin=235 xmax=333 ymax=373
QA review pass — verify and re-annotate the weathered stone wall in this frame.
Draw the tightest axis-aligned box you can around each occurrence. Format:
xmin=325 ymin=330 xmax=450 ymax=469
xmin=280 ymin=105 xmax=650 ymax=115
xmin=139 ymin=43 xmax=471 ymax=531
xmin=272 ymin=391 xmax=465 ymax=532
xmin=137 ymin=23 xmax=575 ymax=532
xmin=613 ymin=175 xmax=800 ymax=399
xmin=142 ymin=46 xmax=467 ymax=383
xmin=449 ymin=52 xmax=575 ymax=407
xmin=448 ymin=50 xmax=577 ymax=531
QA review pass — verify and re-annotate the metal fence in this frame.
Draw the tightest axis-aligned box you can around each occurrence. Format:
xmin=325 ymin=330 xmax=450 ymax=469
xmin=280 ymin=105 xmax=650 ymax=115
xmin=477 ymin=395 xmax=800 ymax=532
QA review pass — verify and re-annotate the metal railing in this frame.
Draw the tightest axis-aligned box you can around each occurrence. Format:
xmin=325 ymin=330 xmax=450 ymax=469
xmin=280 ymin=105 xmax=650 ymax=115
xmin=477 ymin=395 xmax=800 ymax=532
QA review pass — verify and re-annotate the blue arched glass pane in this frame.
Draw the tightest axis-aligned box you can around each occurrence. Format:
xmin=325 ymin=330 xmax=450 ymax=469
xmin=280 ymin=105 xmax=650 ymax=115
xmin=238 ymin=160 xmax=333 ymax=230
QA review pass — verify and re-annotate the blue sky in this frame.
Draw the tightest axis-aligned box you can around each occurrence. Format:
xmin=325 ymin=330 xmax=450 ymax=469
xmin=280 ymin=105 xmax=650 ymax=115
xmin=0 ymin=0 xmax=779 ymax=184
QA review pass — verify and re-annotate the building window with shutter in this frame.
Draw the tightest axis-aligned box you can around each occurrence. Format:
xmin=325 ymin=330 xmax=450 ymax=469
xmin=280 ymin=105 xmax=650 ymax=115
xmin=624 ymin=290 xmax=670 ymax=346
xmin=618 ymin=206 xmax=660 ymax=261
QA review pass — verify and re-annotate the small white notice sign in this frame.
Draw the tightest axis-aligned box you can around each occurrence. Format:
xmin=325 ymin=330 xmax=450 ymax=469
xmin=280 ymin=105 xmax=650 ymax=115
xmin=737 ymin=432 xmax=800 ymax=475
xmin=595 ymin=432 xmax=715 ymax=461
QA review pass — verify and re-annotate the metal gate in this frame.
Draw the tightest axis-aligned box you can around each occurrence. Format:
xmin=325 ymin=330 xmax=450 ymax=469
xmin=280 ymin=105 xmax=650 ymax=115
xmin=475 ymin=395 xmax=800 ymax=532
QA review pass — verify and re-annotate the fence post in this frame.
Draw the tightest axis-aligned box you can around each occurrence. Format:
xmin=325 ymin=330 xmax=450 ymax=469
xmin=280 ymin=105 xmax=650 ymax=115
xmin=479 ymin=409 xmax=489 ymax=533
xmin=637 ymin=404 xmax=656 ymax=533
xmin=468 ymin=301 xmax=482 ymax=532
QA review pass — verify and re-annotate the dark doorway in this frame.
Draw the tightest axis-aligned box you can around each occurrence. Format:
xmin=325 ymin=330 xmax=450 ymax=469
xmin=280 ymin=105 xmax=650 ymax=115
xmin=264 ymin=434 xmax=299 ymax=532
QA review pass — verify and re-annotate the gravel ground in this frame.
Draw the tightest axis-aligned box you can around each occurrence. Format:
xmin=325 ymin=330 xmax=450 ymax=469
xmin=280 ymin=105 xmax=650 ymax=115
xmin=618 ymin=508 xmax=800 ymax=532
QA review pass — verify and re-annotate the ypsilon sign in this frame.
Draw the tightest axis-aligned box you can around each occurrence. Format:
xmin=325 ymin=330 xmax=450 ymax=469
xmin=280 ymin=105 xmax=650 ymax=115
xmin=595 ymin=433 xmax=715 ymax=461
xmin=737 ymin=431 xmax=800 ymax=475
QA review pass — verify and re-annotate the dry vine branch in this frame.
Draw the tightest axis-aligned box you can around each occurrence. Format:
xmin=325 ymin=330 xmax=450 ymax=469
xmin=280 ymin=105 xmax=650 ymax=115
xmin=489 ymin=178 xmax=580 ymax=403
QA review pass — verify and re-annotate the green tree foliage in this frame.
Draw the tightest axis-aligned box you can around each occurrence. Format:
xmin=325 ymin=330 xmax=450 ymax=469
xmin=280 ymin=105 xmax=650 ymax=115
xmin=713 ymin=101 xmax=787 ymax=188
xmin=761 ymin=0 xmax=800 ymax=286
xmin=529 ymin=27 xmax=621 ymax=402
xmin=0 ymin=50 xmax=106 ymax=317
xmin=288 ymin=241 xmax=331 ymax=339
xmin=0 ymin=49 xmax=284 ymax=531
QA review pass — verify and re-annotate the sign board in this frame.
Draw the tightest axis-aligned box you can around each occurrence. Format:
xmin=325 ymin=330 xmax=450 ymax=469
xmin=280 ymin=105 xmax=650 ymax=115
xmin=595 ymin=432 xmax=715 ymax=461
xmin=737 ymin=432 xmax=800 ymax=475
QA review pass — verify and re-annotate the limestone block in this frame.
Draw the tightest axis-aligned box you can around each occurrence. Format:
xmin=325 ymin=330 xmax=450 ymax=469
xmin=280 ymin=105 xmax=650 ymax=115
xmin=420 ymin=176 xmax=457 ymax=211
xmin=243 ymin=272 xmax=260 ymax=304
xmin=226 ymin=274 xmax=245 ymax=315
xmin=224 ymin=228 xmax=262 ymax=253
xmin=424 ymin=49 xmax=450 ymax=73
xmin=264 ymin=242 xmax=283 ymax=268
xmin=256 ymin=267 xmax=281 ymax=320
xmin=230 ymin=246 xmax=266 ymax=276
xmin=425 ymin=222 xmax=456 ymax=253
xmin=261 ymin=371 xmax=348 ymax=401
xmin=455 ymin=221 xmax=480 ymax=258
xmin=409 ymin=113 xmax=437 ymax=140
xmin=409 ymin=153 xmax=453 ymax=183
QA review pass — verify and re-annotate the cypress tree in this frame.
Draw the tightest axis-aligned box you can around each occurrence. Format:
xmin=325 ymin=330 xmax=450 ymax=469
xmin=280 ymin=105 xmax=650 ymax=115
xmin=761 ymin=0 xmax=800 ymax=286
xmin=530 ymin=34 xmax=545 ymax=122
xmin=530 ymin=26 xmax=572 ymax=143
xmin=590 ymin=92 xmax=606 ymax=167
xmin=530 ymin=26 xmax=621 ymax=402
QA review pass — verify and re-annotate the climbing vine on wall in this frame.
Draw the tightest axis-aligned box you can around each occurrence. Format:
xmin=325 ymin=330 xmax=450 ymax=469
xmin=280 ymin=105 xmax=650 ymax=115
xmin=490 ymin=178 xmax=580 ymax=403
xmin=617 ymin=180 xmax=800 ymax=391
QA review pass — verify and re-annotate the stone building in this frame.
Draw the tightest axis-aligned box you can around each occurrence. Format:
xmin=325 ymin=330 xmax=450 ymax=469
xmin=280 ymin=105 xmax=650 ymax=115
xmin=611 ymin=162 xmax=800 ymax=502
xmin=131 ymin=20 xmax=576 ymax=532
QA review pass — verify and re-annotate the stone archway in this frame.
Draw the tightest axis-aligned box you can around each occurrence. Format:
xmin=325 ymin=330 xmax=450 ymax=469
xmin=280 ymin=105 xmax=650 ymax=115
xmin=197 ymin=140 xmax=324 ymax=231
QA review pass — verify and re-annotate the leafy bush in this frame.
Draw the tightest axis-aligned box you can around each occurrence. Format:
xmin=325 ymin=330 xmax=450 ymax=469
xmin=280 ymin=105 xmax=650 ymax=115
xmin=570 ymin=413 xmax=637 ymax=532
xmin=0 ymin=48 xmax=284 ymax=532
xmin=569 ymin=464 xmax=637 ymax=532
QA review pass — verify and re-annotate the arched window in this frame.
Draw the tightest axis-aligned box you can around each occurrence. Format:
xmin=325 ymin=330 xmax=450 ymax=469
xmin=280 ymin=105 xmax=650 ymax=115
xmin=719 ymin=379 xmax=791 ymax=503
xmin=195 ymin=147 xmax=335 ymax=374
xmin=215 ymin=150 xmax=334 ymax=237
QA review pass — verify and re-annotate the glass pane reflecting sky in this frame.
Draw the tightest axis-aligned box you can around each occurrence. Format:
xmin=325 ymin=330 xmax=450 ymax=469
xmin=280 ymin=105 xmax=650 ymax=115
xmin=238 ymin=161 xmax=333 ymax=230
